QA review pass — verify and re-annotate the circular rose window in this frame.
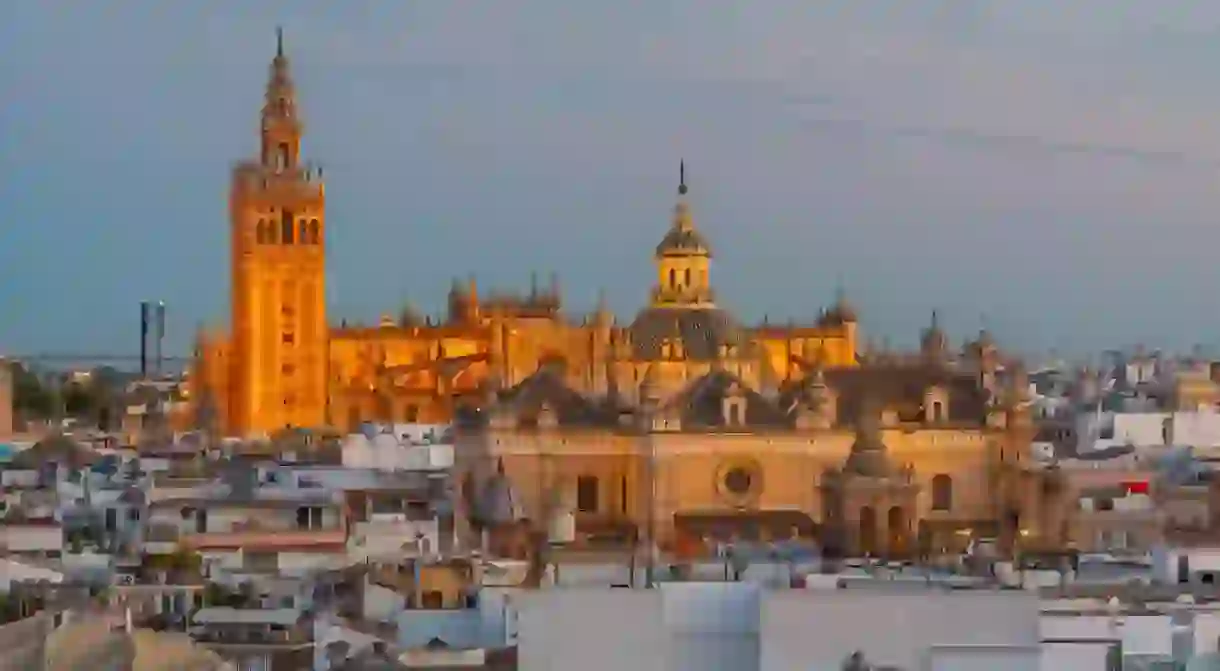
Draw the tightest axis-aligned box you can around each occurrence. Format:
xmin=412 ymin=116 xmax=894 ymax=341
xmin=723 ymin=467 xmax=754 ymax=495
xmin=715 ymin=458 xmax=763 ymax=505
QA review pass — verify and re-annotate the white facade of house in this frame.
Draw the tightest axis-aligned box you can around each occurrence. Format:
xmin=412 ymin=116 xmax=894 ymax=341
xmin=340 ymin=428 xmax=454 ymax=472
xmin=516 ymin=584 xmax=1041 ymax=671
xmin=0 ymin=523 xmax=63 ymax=553
xmin=0 ymin=558 xmax=64 ymax=591
xmin=1076 ymin=410 xmax=1220 ymax=453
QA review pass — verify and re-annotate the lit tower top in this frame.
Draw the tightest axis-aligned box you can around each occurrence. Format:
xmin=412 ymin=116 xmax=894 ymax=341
xmin=627 ymin=161 xmax=746 ymax=362
xmin=261 ymin=26 xmax=302 ymax=172
xmin=651 ymin=160 xmax=714 ymax=307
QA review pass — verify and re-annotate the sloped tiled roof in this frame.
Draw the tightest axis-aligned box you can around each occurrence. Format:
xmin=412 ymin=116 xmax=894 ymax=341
xmin=496 ymin=367 xmax=615 ymax=426
xmin=10 ymin=435 xmax=99 ymax=470
xmin=782 ymin=362 xmax=990 ymax=426
xmin=661 ymin=369 xmax=789 ymax=429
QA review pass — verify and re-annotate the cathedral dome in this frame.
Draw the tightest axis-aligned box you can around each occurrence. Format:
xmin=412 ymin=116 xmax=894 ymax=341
xmin=628 ymin=306 xmax=746 ymax=361
xmin=655 ymin=219 xmax=712 ymax=257
xmin=829 ymin=296 xmax=858 ymax=323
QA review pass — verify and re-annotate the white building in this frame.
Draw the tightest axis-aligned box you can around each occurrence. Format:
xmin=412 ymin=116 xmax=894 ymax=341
xmin=516 ymin=583 xmax=1041 ymax=671
xmin=1076 ymin=410 xmax=1220 ymax=454
xmin=340 ymin=424 xmax=453 ymax=472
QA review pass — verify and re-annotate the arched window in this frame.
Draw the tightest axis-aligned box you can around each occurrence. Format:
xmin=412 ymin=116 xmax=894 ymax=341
xmin=888 ymin=506 xmax=907 ymax=554
xmin=277 ymin=142 xmax=290 ymax=171
xmin=298 ymin=220 xmax=308 ymax=244
xmin=281 ymin=210 xmax=295 ymax=244
xmin=256 ymin=220 xmax=267 ymax=244
xmin=309 ymin=219 xmax=320 ymax=244
xmin=931 ymin=474 xmax=953 ymax=511
xmin=684 ymin=268 xmax=691 ymax=287
xmin=577 ymin=475 xmax=599 ymax=513
xmin=859 ymin=506 xmax=877 ymax=555
xmin=668 ymin=268 xmax=677 ymax=289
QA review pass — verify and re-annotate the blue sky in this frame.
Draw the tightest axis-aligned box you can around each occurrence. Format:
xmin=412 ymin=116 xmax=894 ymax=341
xmin=6 ymin=1 xmax=1220 ymax=362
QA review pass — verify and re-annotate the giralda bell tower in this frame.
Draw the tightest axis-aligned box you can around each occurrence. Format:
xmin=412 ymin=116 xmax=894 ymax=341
xmin=229 ymin=29 xmax=328 ymax=435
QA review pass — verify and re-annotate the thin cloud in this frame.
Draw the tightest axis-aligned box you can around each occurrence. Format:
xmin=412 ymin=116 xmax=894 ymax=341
xmin=795 ymin=116 xmax=1220 ymax=170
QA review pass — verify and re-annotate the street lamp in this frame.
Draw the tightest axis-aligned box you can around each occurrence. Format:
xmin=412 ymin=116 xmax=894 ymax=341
xmin=643 ymin=421 xmax=657 ymax=588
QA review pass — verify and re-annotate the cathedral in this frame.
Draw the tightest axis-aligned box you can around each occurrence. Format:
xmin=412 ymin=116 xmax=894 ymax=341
xmin=193 ymin=35 xmax=1056 ymax=556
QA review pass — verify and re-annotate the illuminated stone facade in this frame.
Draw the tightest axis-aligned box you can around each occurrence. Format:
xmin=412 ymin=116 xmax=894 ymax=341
xmin=194 ymin=37 xmax=858 ymax=439
xmin=194 ymin=38 xmax=1052 ymax=554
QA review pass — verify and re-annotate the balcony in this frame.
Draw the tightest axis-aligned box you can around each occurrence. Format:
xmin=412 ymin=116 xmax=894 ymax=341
xmin=183 ymin=528 xmax=345 ymax=552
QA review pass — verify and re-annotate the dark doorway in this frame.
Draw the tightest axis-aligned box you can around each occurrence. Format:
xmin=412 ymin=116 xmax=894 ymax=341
xmin=859 ymin=506 xmax=877 ymax=556
xmin=887 ymin=506 xmax=906 ymax=557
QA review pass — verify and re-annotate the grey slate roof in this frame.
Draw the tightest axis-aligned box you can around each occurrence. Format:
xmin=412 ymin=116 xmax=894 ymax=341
xmin=627 ymin=307 xmax=747 ymax=361
xmin=496 ymin=367 xmax=617 ymax=426
xmin=661 ymin=369 xmax=790 ymax=429
xmin=475 ymin=359 xmax=994 ymax=433
xmin=782 ymin=363 xmax=991 ymax=426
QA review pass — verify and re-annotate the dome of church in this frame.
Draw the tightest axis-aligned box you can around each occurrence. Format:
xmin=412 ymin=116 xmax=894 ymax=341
xmin=628 ymin=306 xmax=746 ymax=361
xmin=655 ymin=220 xmax=712 ymax=257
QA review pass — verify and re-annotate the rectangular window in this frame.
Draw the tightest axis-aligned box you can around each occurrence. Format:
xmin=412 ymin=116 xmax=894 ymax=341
xmin=281 ymin=364 xmax=295 ymax=376
xmin=421 ymin=591 xmax=444 ymax=609
xmin=282 ymin=332 xmax=295 ymax=345
xmin=577 ymin=475 xmax=599 ymax=513
xmin=281 ymin=209 xmax=295 ymax=244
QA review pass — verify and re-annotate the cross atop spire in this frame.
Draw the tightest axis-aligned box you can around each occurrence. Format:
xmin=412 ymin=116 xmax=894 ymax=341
xmin=678 ymin=160 xmax=688 ymax=196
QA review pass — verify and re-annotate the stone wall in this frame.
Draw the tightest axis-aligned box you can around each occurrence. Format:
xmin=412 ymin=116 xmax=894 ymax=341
xmin=0 ymin=612 xmax=54 ymax=671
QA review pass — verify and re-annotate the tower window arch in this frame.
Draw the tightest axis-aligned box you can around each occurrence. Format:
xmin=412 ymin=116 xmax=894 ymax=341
xmin=684 ymin=268 xmax=691 ymax=287
xmin=577 ymin=475 xmax=599 ymax=513
xmin=256 ymin=220 xmax=267 ymax=244
xmin=931 ymin=474 xmax=953 ymax=511
xmin=309 ymin=219 xmax=320 ymax=244
xmin=668 ymin=268 xmax=677 ymax=289
xmin=277 ymin=142 xmax=290 ymax=171
xmin=298 ymin=219 xmax=308 ymax=244
xmin=281 ymin=210 xmax=295 ymax=244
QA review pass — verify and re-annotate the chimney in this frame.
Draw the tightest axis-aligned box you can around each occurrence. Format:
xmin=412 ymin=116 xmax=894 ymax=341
xmin=154 ymin=301 xmax=166 ymax=376
xmin=139 ymin=301 xmax=150 ymax=378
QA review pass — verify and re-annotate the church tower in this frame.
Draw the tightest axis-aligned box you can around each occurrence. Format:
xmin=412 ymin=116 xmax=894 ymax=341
xmin=229 ymin=29 xmax=328 ymax=435
xmin=651 ymin=161 xmax=714 ymax=308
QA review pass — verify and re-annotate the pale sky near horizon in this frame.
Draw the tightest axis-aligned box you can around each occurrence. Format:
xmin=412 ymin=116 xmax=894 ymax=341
xmin=5 ymin=1 xmax=1220 ymax=363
